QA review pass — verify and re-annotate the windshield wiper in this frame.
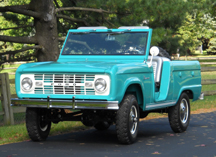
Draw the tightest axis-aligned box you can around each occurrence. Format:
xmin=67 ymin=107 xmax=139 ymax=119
xmin=109 ymin=32 xmax=125 ymax=35
xmin=72 ymin=32 xmax=90 ymax=35
xmin=108 ymin=29 xmax=132 ymax=35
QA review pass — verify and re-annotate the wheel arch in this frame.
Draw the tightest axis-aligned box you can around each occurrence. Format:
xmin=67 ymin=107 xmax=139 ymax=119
xmin=177 ymin=87 xmax=196 ymax=102
xmin=184 ymin=90 xmax=193 ymax=99
xmin=124 ymin=84 xmax=144 ymax=109
xmin=177 ymin=89 xmax=193 ymax=99
xmin=177 ymin=85 xmax=202 ymax=102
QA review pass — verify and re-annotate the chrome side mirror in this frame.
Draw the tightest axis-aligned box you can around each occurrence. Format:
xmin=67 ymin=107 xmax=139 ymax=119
xmin=148 ymin=46 xmax=159 ymax=67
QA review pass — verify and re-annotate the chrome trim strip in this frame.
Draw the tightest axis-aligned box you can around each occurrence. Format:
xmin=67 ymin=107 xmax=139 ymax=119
xmin=11 ymin=98 xmax=119 ymax=110
xmin=145 ymin=101 xmax=176 ymax=110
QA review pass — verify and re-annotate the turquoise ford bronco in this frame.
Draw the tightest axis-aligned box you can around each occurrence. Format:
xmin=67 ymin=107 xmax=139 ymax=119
xmin=12 ymin=26 xmax=203 ymax=144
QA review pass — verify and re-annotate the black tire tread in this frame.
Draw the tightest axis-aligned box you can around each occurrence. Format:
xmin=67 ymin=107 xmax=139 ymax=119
xmin=116 ymin=94 xmax=139 ymax=144
xmin=26 ymin=108 xmax=51 ymax=141
xmin=168 ymin=93 xmax=190 ymax=133
xmin=158 ymin=47 xmax=171 ymax=60
xmin=149 ymin=46 xmax=171 ymax=60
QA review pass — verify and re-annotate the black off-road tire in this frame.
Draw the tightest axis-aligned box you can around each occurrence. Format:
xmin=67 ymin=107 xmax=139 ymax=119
xmin=26 ymin=108 xmax=51 ymax=141
xmin=168 ymin=93 xmax=190 ymax=133
xmin=116 ymin=94 xmax=140 ymax=144
xmin=94 ymin=121 xmax=110 ymax=131
xmin=158 ymin=47 xmax=171 ymax=60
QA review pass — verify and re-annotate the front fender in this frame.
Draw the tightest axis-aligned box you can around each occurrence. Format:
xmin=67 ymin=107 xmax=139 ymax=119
xmin=115 ymin=77 xmax=144 ymax=103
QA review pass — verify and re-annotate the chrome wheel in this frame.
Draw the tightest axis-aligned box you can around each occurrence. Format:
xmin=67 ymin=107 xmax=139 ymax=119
xmin=116 ymin=94 xmax=139 ymax=144
xmin=129 ymin=105 xmax=138 ymax=135
xmin=39 ymin=112 xmax=49 ymax=131
xmin=180 ymin=98 xmax=188 ymax=124
xmin=40 ymin=116 xmax=49 ymax=131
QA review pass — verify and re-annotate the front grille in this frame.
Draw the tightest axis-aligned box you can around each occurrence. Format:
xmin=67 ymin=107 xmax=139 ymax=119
xmin=34 ymin=74 xmax=95 ymax=95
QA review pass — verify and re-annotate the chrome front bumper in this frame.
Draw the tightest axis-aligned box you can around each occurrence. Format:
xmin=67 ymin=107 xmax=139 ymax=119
xmin=11 ymin=97 xmax=119 ymax=110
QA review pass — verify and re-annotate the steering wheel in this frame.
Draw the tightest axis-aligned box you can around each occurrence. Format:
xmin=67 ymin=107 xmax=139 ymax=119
xmin=124 ymin=45 xmax=144 ymax=54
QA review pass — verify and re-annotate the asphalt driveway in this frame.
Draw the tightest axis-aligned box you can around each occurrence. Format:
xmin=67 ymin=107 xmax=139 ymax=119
xmin=1 ymin=111 xmax=216 ymax=157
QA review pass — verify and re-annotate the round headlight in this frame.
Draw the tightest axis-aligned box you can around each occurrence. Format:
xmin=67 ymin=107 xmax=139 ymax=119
xmin=94 ymin=78 xmax=107 ymax=92
xmin=21 ymin=77 xmax=33 ymax=91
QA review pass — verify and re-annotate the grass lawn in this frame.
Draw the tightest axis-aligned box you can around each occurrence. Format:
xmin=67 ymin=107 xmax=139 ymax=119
xmin=201 ymin=71 xmax=216 ymax=92
xmin=177 ymin=50 xmax=216 ymax=60
xmin=0 ymin=120 xmax=88 ymax=145
xmin=201 ymin=71 xmax=216 ymax=80
xmin=1 ymin=64 xmax=21 ymax=68
xmin=202 ymin=84 xmax=216 ymax=91
xmin=199 ymin=60 xmax=216 ymax=63
xmin=181 ymin=50 xmax=212 ymax=58
xmin=0 ymin=68 xmax=17 ymax=74
xmin=0 ymin=63 xmax=21 ymax=79
xmin=190 ymin=94 xmax=216 ymax=111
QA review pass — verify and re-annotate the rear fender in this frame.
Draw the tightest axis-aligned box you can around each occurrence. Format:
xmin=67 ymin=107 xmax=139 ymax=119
xmin=177 ymin=85 xmax=202 ymax=102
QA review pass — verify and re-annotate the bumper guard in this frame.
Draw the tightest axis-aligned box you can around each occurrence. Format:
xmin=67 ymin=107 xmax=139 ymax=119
xmin=199 ymin=92 xmax=204 ymax=100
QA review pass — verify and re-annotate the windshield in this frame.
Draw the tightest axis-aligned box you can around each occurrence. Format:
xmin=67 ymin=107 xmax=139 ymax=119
xmin=62 ymin=32 xmax=148 ymax=55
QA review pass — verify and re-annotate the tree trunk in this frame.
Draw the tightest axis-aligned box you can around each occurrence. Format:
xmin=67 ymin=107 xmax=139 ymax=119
xmin=30 ymin=0 xmax=59 ymax=62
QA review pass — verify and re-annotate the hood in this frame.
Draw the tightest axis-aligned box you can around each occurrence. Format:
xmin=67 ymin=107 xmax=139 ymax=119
xmin=20 ymin=61 xmax=122 ymax=73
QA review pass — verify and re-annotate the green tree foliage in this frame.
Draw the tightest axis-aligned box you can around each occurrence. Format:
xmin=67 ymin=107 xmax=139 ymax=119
xmin=177 ymin=13 xmax=216 ymax=54
xmin=206 ymin=1 xmax=216 ymax=54
xmin=0 ymin=0 xmax=34 ymax=62
xmin=56 ymin=0 xmax=191 ymax=54
xmin=207 ymin=37 xmax=216 ymax=54
xmin=176 ymin=0 xmax=216 ymax=54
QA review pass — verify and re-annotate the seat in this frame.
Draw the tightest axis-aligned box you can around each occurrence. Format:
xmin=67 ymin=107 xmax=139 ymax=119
xmin=147 ymin=56 xmax=170 ymax=85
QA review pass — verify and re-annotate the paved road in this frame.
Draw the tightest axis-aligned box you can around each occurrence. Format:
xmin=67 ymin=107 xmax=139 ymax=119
xmin=1 ymin=112 xmax=216 ymax=157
